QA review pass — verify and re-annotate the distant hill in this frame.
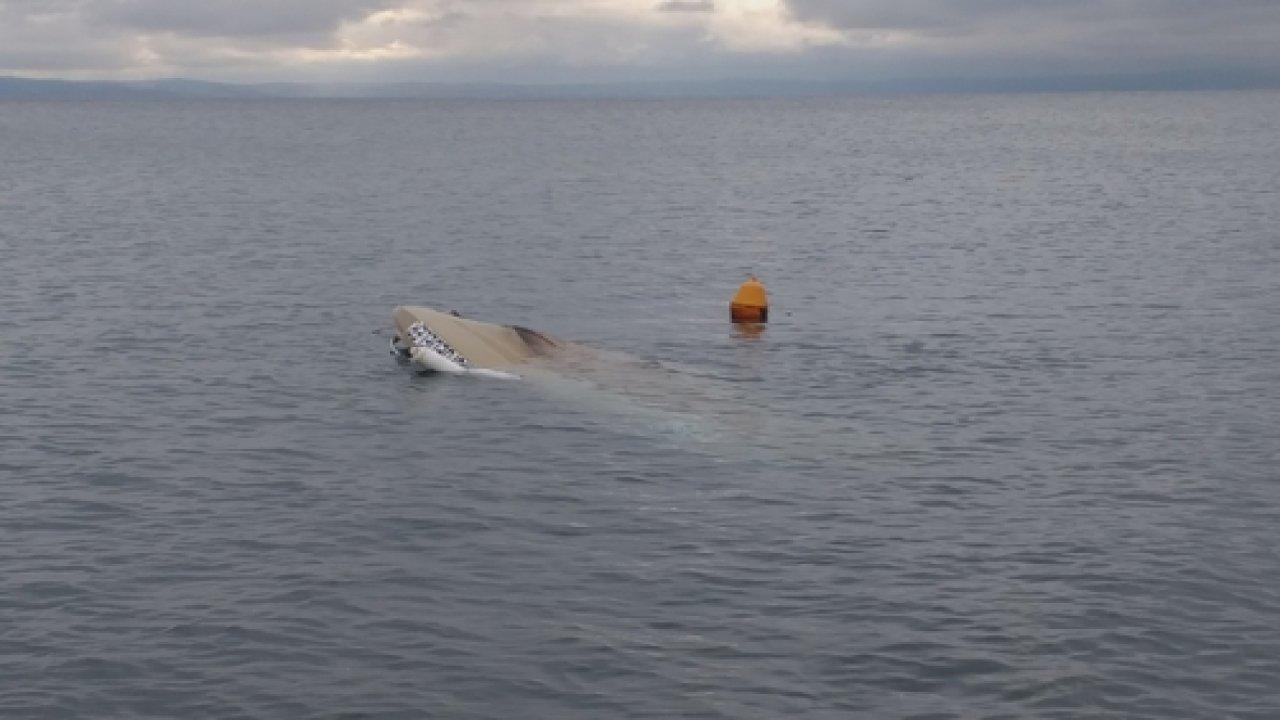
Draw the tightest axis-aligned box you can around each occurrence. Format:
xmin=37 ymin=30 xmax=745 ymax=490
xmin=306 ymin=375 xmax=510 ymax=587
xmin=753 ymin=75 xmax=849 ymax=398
xmin=0 ymin=77 xmax=261 ymax=99
xmin=4 ymin=69 xmax=1278 ymax=100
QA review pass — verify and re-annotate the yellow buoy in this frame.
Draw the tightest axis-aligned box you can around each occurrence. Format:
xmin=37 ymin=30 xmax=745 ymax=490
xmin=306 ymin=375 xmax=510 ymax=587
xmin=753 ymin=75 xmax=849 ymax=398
xmin=730 ymin=275 xmax=768 ymax=323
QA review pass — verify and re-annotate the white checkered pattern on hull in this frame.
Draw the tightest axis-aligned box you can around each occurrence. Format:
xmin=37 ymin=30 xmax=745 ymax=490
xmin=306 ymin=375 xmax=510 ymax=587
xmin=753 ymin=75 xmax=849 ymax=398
xmin=406 ymin=322 xmax=469 ymax=367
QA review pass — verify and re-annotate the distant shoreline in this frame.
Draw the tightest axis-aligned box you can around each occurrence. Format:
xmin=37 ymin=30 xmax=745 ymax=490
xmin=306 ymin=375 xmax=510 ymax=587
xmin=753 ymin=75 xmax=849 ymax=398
xmin=3 ymin=72 xmax=1279 ymax=101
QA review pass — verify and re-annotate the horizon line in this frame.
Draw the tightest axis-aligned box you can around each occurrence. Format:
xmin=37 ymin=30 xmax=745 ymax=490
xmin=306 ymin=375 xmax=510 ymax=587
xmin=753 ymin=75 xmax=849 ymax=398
xmin=3 ymin=70 xmax=1279 ymax=100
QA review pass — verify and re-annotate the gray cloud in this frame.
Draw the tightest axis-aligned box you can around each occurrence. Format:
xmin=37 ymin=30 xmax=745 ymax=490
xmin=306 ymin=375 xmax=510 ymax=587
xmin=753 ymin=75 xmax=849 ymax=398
xmin=779 ymin=0 xmax=1280 ymax=76
xmin=783 ymin=0 xmax=1280 ymax=30
xmin=87 ymin=0 xmax=400 ymax=38
xmin=656 ymin=0 xmax=714 ymax=12
xmin=782 ymin=0 xmax=1280 ymax=47
xmin=1 ymin=0 xmax=1278 ymax=84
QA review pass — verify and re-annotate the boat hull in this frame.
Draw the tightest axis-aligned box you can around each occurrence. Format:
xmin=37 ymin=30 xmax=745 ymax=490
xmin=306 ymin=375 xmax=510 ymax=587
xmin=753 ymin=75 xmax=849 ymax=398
xmin=391 ymin=306 xmax=564 ymax=376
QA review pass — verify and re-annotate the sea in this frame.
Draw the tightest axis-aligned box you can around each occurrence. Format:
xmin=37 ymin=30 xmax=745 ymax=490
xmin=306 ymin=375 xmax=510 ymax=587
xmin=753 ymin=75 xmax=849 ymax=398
xmin=2 ymin=91 xmax=1278 ymax=718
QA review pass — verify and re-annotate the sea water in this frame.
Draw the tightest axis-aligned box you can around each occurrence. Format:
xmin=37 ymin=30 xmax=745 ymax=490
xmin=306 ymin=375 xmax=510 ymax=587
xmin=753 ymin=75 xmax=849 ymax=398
xmin=2 ymin=92 xmax=1279 ymax=718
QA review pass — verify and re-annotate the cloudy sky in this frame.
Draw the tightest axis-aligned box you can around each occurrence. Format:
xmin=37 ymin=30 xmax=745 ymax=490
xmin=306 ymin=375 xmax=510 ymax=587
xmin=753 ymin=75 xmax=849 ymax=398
xmin=2 ymin=0 xmax=1278 ymax=84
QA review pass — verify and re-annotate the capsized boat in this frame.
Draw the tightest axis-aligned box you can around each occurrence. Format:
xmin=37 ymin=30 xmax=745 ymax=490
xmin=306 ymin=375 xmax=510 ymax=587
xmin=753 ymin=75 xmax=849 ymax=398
xmin=389 ymin=306 xmax=564 ymax=378
xmin=388 ymin=304 xmax=784 ymax=456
